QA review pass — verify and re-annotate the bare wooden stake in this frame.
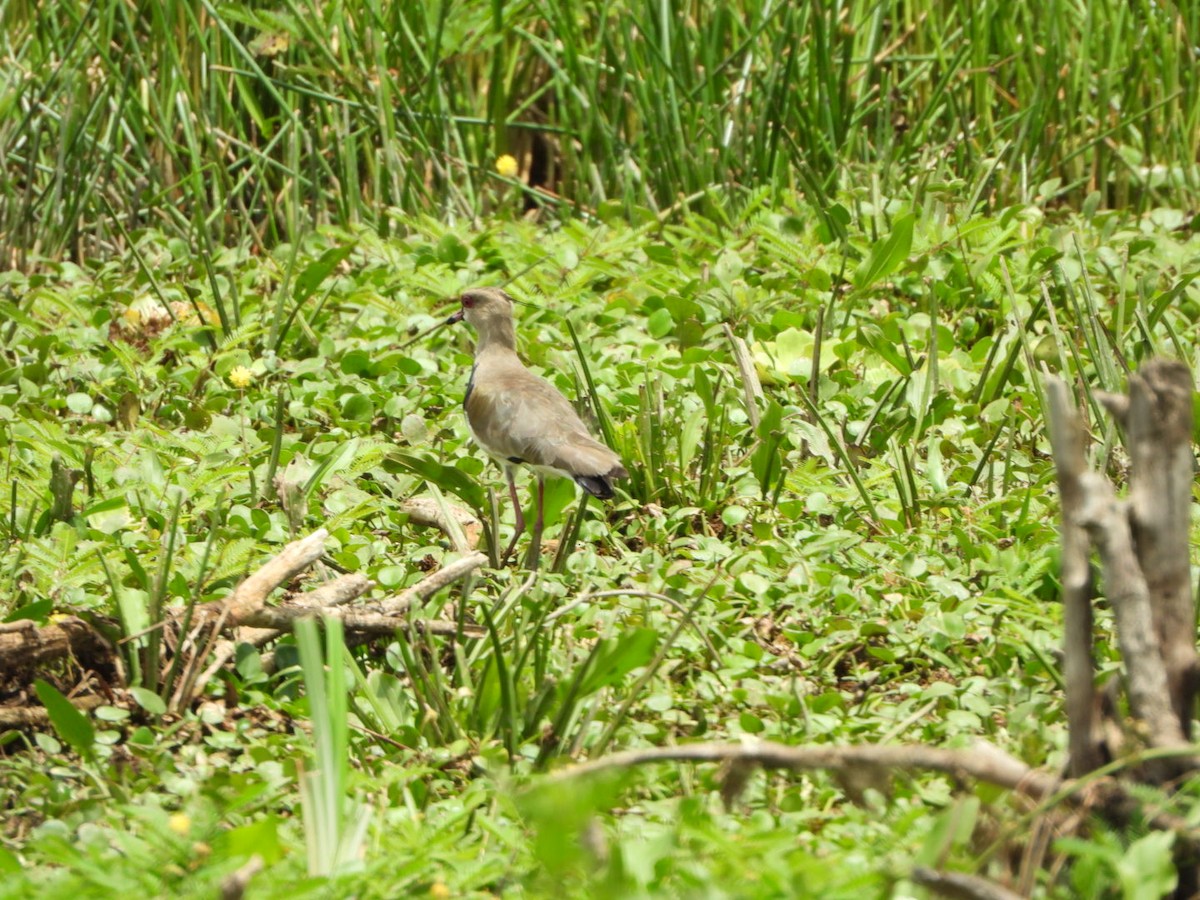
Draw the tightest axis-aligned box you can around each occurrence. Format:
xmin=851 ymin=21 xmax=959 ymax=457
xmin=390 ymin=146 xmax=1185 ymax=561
xmin=1046 ymin=360 xmax=1199 ymax=782
xmin=1043 ymin=377 xmax=1105 ymax=777
xmin=1121 ymin=361 xmax=1198 ymax=736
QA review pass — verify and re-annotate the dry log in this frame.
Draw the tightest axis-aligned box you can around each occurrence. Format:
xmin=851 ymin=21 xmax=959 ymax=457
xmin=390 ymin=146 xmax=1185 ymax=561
xmin=0 ymin=617 xmax=118 ymax=679
xmin=0 ymin=694 xmax=105 ymax=730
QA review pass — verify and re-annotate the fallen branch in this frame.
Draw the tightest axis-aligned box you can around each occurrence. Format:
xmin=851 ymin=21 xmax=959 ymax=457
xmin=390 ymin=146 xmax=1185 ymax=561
xmin=401 ymin=497 xmax=481 ymax=553
xmin=219 ymin=529 xmax=331 ymax=624
xmin=201 ymin=552 xmax=487 ymax=686
xmin=911 ymin=866 xmax=1023 ymax=900
xmin=0 ymin=694 xmax=105 ymax=730
xmin=372 ymin=552 xmax=488 ymax=616
xmin=547 ymin=738 xmax=1060 ymax=801
xmin=240 ymin=606 xmax=483 ymax=639
xmin=177 ymin=573 xmax=376 ymax=710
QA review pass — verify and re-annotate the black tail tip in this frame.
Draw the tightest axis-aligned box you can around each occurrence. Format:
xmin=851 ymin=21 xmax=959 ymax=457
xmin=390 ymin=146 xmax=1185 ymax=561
xmin=574 ymin=474 xmax=616 ymax=499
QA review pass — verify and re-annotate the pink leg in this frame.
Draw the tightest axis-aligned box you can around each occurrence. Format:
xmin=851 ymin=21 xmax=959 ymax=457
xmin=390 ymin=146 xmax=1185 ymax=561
xmin=525 ymin=476 xmax=546 ymax=570
xmin=500 ymin=467 xmax=525 ymax=566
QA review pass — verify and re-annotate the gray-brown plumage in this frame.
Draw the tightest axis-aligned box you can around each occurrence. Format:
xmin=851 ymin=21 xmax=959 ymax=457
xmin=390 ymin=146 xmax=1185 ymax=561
xmin=447 ymin=287 xmax=627 ymax=567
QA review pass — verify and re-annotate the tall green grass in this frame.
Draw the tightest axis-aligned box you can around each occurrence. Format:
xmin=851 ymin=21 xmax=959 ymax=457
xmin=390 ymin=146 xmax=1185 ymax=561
xmin=2 ymin=0 xmax=1198 ymax=265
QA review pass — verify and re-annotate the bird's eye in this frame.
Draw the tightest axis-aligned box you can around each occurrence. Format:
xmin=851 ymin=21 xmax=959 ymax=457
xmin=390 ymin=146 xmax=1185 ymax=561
xmin=462 ymin=296 xmax=475 ymax=309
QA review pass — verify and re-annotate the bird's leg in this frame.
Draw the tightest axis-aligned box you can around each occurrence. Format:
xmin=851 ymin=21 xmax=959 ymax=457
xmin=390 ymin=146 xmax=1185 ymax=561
xmin=524 ymin=475 xmax=546 ymax=570
xmin=500 ymin=467 xmax=525 ymax=566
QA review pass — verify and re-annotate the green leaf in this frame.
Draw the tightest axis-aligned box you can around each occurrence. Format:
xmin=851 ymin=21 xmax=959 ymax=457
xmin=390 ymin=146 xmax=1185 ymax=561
xmin=644 ymin=244 xmax=676 ymax=264
xmin=33 ymin=679 xmax=94 ymax=758
xmin=1117 ymin=830 xmax=1177 ymax=900
xmin=66 ymin=393 xmax=93 ymax=414
xmin=580 ymin=628 xmax=658 ymax=695
xmin=4 ymin=599 xmax=53 ymax=623
xmin=0 ymin=846 xmax=20 ymax=874
xmin=390 ymin=452 xmax=486 ymax=513
xmin=376 ymin=565 xmax=406 ymax=588
xmin=436 ymin=234 xmax=468 ymax=264
xmin=295 ymin=244 xmax=355 ymax=303
xmin=128 ymin=686 xmax=167 ymax=715
xmin=340 ymin=349 xmax=371 ymax=375
xmin=721 ymin=505 xmax=749 ymax=527
xmin=751 ymin=399 xmax=786 ymax=498
xmin=340 ymin=393 xmax=374 ymax=421
xmin=739 ymin=711 xmax=764 ymax=733
xmin=854 ymin=213 xmax=914 ymax=289
xmin=713 ymin=249 xmax=744 ymax=285
xmin=213 ymin=816 xmax=284 ymax=865
xmin=857 ymin=323 xmax=912 ymax=375
xmin=646 ymin=308 xmax=673 ymax=339
xmin=86 ymin=498 xmax=131 ymax=535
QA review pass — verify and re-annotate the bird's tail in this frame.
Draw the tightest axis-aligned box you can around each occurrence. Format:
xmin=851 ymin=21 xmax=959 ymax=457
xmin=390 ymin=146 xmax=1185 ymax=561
xmin=574 ymin=463 xmax=629 ymax=499
xmin=574 ymin=473 xmax=615 ymax=499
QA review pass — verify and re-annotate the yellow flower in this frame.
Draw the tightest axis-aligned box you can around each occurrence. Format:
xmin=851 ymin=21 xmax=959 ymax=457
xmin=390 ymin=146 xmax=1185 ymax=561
xmin=495 ymin=154 xmax=519 ymax=178
xmin=429 ymin=882 xmax=451 ymax=899
xmin=168 ymin=813 xmax=191 ymax=835
xmin=228 ymin=365 xmax=254 ymax=389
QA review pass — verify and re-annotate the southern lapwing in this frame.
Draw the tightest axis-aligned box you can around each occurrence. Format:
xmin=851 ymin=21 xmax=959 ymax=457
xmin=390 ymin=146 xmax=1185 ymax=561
xmin=447 ymin=287 xmax=627 ymax=568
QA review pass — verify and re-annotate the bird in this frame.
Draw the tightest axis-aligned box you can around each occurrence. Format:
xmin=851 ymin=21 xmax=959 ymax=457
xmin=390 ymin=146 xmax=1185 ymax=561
xmin=447 ymin=287 xmax=628 ymax=568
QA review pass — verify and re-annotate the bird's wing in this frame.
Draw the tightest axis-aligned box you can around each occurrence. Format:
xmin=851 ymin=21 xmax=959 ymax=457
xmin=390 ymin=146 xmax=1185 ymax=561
xmin=465 ymin=363 xmax=618 ymax=476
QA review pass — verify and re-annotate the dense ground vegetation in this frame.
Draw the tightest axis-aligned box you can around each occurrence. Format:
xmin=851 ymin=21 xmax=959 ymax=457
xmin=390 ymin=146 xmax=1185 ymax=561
xmin=2 ymin=0 xmax=1200 ymax=897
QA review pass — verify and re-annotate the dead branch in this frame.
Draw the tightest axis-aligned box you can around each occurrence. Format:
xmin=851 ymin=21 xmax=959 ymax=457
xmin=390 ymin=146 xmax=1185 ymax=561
xmin=197 ymin=553 xmax=487 ymax=688
xmin=219 ymin=529 xmax=330 ymax=623
xmin=241 ymin=607 xmax=483 ymax=639
xmin=1076 ymin=473 xmax=1190 ymax=756
xmin=372 ymin=551 xmax=488 ymax=616
xmin=234 ymin=573 xmax=375 ymax=650
xmin=1045 ymin=361 xmax=1199 ymax=782
xmin=1118 ymin=362 xmax=1198 ymax=735
xmin=175 ymin=573 xmax=376 ymax=710
xmin=251 ymin=553 xmax=490 ymax=667
xmin=911 ymin=867 xmax=1023 ymax=900
xmin=546 ymin=738 xmax=1060 ymax=801
xmin=0 ymin=694 xmax=105 ymax=729
xmin=1043 ymin=377 xmax=1105 ymax=777
xmin=220 ymin=854 xmax=263 ymax=900
xmin=401 ymin=497 xmax=481 ymax=553
xmin=545 ymin=737 xmax=1200 ymax=874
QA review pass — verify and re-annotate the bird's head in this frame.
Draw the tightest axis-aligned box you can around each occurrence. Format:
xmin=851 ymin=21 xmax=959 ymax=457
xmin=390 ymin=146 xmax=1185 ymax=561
xmin=447 ymin=287 xmax=515 ymax=330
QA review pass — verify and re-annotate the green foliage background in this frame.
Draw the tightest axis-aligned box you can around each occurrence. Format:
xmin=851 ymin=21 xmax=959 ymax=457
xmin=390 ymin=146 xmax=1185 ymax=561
xmin=2 ymin=0 xmax=1200 ymax=897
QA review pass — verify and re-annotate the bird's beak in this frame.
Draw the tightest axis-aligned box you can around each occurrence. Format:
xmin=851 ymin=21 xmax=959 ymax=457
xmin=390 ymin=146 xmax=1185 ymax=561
xmin=446 ymin=308 xmax=464 ymax=325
